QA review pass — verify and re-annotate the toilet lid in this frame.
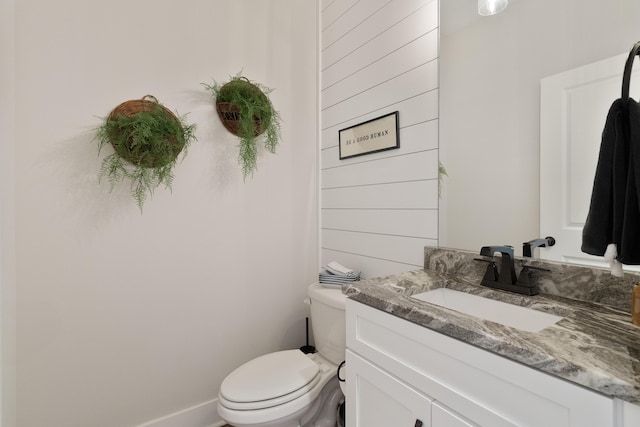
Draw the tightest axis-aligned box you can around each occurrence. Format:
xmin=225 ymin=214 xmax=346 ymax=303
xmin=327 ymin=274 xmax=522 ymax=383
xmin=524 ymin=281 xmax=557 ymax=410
xmin=220 ymin=349 xmax=320 ymax=404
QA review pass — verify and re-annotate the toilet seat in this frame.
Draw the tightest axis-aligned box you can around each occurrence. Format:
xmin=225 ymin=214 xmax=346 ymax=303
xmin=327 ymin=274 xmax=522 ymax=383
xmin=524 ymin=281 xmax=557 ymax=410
xmin=219 ymin=350 xmax=322 ymax=410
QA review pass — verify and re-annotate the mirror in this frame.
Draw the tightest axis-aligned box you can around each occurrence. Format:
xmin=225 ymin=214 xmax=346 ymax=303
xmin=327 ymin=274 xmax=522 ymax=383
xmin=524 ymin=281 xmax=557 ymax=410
xmin=439 ymin=0 xmax=640 ymax=260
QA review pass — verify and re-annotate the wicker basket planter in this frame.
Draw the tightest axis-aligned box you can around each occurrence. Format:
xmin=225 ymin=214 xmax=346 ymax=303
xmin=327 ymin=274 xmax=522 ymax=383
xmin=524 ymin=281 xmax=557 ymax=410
xmin=215 ymin=100 xmax=269 ymax=138
xmin=95 ymin=95 xmax=196 ymax=210
xmin=204 ymin=75 xmax=281 ymax=178
xmin=105 ymin=95 xmax=186 ymax=168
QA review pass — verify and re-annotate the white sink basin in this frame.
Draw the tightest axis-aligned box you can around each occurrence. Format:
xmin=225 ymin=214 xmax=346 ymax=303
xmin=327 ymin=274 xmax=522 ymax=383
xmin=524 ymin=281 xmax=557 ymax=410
xmin=411 ymin=288 xmax=563 ymax=333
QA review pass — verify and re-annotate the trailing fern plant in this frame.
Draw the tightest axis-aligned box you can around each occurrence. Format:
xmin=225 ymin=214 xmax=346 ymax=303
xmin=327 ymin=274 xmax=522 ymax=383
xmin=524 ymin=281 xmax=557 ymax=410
xmin=203 ymin=74 xmax=281 ymax=178
xmin=438 ymin=162 xmax=448 ymax=199
xmin=95 ymin=98 xmax=196 ymax=210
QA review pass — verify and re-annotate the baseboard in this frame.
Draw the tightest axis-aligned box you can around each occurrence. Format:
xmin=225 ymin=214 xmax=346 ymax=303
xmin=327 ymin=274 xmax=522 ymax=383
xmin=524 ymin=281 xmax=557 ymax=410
xmin=135 ymin=398 xmax=225 ymax=427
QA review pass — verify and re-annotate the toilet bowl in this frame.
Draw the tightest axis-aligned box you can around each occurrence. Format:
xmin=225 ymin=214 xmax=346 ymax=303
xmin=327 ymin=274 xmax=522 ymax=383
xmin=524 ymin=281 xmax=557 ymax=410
xmin=217 ymin=282 xmax=347 ymax=427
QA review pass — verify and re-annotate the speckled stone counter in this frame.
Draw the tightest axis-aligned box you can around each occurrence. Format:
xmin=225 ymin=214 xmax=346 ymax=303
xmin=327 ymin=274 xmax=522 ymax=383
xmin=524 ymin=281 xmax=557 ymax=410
xmin=343 ymin=247 xmax=640 ymax=404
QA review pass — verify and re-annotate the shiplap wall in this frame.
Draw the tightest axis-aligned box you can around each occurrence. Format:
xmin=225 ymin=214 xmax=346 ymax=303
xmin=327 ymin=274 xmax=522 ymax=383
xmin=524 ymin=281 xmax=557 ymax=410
xmin=320 ymin=0 xmax=440 ymax=278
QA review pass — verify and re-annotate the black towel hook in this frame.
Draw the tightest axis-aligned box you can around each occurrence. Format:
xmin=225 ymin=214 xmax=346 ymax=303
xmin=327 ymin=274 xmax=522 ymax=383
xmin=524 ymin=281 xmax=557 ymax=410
xmin=622 ymin=41 xmax=640 ymax=100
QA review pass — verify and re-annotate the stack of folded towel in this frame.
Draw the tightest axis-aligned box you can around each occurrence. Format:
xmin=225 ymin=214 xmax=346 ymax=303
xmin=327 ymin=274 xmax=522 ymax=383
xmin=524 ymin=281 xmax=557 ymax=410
xmin=318 ymin=261 xmax=361 ymax=288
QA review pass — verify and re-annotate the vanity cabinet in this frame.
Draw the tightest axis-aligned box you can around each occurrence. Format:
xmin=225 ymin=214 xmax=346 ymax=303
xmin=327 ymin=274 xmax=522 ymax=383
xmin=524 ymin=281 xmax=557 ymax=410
xmin=346 ymin=299 xmax=640 ymax=427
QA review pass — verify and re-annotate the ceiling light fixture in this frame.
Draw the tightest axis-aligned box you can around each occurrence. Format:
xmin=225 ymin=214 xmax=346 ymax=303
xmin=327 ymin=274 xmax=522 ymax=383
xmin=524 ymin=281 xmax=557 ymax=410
xmin=478 ymin=0 xmax=508 ymax=16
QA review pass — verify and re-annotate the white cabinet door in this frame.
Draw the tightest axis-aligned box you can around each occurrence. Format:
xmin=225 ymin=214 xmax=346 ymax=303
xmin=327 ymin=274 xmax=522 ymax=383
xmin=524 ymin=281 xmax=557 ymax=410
xmin=346 ymin=350 xmax=432 ymax=427
xmin=432 ymin=401 xmax=476 ymax=427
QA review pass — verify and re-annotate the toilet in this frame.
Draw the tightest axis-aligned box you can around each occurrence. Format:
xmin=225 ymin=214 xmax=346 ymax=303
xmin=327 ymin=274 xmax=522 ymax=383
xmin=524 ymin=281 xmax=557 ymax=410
xmin=217 ymin=282 xmax=347 ymax=427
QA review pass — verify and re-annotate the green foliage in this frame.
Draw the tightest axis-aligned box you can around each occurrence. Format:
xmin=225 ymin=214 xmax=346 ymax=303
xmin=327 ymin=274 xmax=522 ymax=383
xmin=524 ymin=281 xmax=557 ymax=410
xmin=438 ymin=162 xmax=448 ymax=199
xmin=95 ymin=103 xmax=196 ymax=210
xmin=203 ymin=74 xmax=281 ymax=178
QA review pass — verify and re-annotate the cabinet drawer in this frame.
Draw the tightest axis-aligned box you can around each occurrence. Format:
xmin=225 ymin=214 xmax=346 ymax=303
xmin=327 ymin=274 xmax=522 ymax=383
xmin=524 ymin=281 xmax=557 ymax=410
xmin=432 ymin=401 xmax=476 ymax=427
xmin=346 ymin=299 xmax=614 ymax=427
xmin=347 ymin=350 xmax=432 ymax=427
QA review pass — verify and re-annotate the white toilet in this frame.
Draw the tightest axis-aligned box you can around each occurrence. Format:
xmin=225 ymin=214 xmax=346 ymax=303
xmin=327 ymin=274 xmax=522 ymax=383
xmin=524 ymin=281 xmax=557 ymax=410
xmin=217 ymin=282 xmax=347 ymax=427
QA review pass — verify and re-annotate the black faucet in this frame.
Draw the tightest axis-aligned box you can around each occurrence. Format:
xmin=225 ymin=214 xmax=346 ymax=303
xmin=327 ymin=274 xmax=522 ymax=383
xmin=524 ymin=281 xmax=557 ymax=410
xmin=523 ymin=236 xmax=555 ymax=258
xmin=477 ymin=245 xmax=540 ymax=296
xmin=479 ymin=245 xmax=517 ymax=285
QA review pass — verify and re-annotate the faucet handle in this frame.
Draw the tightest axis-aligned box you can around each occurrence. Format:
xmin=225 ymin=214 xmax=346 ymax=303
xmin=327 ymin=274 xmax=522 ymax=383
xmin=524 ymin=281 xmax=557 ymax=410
xmin=514 ymin=265 xmax=549 ymax=294
xmin=523 ymin=237 xmax=556 ymax=257
xmin=521 ymin=265 xmax=551 ymax=273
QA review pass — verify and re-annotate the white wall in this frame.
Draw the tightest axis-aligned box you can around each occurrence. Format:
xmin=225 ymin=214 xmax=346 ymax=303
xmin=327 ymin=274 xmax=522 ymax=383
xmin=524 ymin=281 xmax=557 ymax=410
xmin=4 ymin=1 xmax=318 ymax=426
xmin=1 ymin=0 xmax=17 ymax=425
xmin=319 ymin=0 xmax=440 ymax=278
xmin=440 ymin=0 xmax=640 ymax=255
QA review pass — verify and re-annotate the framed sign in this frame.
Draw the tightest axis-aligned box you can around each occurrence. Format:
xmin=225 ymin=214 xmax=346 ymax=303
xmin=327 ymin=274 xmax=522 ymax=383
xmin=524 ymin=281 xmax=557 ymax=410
xmin=338 ymin=111 xmax=399 ymax=160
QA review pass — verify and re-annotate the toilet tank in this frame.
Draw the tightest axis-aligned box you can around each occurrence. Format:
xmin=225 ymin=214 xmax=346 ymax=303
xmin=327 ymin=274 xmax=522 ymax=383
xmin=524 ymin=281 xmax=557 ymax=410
xmin=307 ymin=282 xmax=347 ymax=365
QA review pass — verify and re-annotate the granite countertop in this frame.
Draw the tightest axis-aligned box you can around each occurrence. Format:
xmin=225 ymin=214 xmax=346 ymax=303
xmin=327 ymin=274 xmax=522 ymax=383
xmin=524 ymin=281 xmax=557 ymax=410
xmin=343 ymin=248 xmax=640 ymax=404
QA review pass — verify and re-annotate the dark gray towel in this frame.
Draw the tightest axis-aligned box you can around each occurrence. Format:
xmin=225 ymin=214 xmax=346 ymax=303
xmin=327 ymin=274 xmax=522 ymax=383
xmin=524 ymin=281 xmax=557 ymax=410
xmin=582 ymin=98 xmax=640 ymax=264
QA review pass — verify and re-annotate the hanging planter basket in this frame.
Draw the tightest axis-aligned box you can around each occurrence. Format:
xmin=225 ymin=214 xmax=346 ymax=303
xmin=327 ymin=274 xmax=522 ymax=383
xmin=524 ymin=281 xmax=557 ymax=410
xmin=214 ymin=77 xmax=272 ymax=137
xmin=95 ymin=95 xmax=197 ymax=210
xmin=203 ymin=75 xmax=281 ymax=178
xmin=105 ymin=95 xmax=186 ymax=168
